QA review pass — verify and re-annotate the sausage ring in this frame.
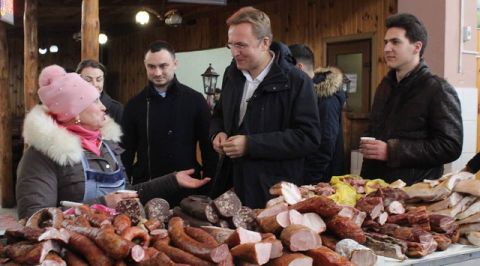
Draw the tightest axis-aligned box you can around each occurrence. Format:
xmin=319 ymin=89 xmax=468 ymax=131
xmin=26 ymin=207 xmax=64 ymax=229
xmin=120 ymin=226 xmax=151 ymax=248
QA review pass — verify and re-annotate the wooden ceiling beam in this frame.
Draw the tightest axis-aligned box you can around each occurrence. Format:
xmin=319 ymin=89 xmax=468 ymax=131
xmin=81 ymin=0 xmax=100 ymax=60
xmin=23 ymin=0 xmax=39 ymax=113
xmin=0 ymin=22 xmax=14 ymax=208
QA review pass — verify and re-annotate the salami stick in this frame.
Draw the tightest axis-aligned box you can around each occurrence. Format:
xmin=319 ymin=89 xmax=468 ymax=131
xmin=67 ymin=231 xmax=113 ymax=266
xmin=153 ymin=242 xmax=214 ymax=266
xmin=184 ymin=226 xmax=219 ymax=247
xmin=168 ymin=217 xmax=229 ymax=262
xmin=113 ymin=214 xmax=132 ymax=235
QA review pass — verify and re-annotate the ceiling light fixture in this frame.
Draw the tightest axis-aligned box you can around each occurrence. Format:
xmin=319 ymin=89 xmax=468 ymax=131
xmin=135 ymin=10 xmax=150 ymax=25
xmin=98 ymin=33 xmax=108 ymax=45
xmin=49 ymin=45 xmax=59 ymax=53
xmin=135 ymin=7 xmax=162 ymax=25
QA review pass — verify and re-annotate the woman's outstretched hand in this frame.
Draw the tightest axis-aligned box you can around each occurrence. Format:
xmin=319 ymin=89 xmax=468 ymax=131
xmin=175 ymin=169 xmax=211 ymax=189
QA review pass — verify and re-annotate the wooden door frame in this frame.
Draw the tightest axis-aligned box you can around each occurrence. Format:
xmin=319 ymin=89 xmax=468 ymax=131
xmin=322 ymin=33 xmax=377 ymax=173
xmin=323 ymin=32 xmax=378 ymax=104
xmin=327 ymin=40 xmax=371 ymax=113
xmin=477 ymin=29 xmax=480 ymax=154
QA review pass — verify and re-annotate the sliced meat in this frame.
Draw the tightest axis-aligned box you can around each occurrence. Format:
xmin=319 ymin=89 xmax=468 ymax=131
xmin=432 ymin=234 xmax=452 ymax=251
xmin=213 ymin=189 xmax=242 ymax=218
xmin=200 ymin=226 xmax=235 ymax=244
xmin=459 ymin=222 xmax=480 ymax=235
xmin=290 ymin=196 xmax=341 ymax=219
xmin=335 ymin=239 xmax=377 ymax=266
xmin=180 ymin=195 xmax=219 ymax=224
xmin=327 ymin=215 xmax=366 ymax=244
xmin=457 ymin=212 xmax=480 ymax=225
xmin=453 ymin=179 xmax=480 ymax=197
xmin=266 ymin=253 xmax=313 ymax=266
xmin=269 ymin=182 xmax=302 ymax=205
xmin=320 ymin=234 xmax=339 ymax=251
xmin=258 ymin=210 xmax=302 ymax=234
xmin=429 ymin=214 xmax=457 ymax=234
xmin=305 ymin=247 xmax=354 ymax=266
xmin=377 ymin=212 xmax=389 ymax=226
xmin=364 ymin=235 xmax=406 ymax=261
xmin=280 ymin=224 xmax=322 ymax=252
xmin=225 ymin=227 xmax=262 ymax=248
xmin=232 ymin=206 xmax=257 ymax=230
xmin=301 ymin=212 xmax=326 ymax=234
xmin=337 ymin=207 xmax=366 ymax=227
xmin=355 ymin=197 xmax=384 ymax=220
xmin=116 ymin=199 xmax=146 ymax=225
xmin=266 ymin=196 xmax=286 ymax=208
xmin=261 ymin=234 xmax=283 ymax=259
xmin=432 ymin=196 xmax=476 ymax=218
xmin=230 ymin=242 xmax=272 ymax=265
xmin=257 ymin=203 xmax=289 ymax=221
xmin=144 ymin=198 xmax=171 ymax=223
xmin=172 ymin=207 xmax=213 ymax=227
xmin=457 ymin=199 xmax=480 ymax=220
xmin=403 ymin=182 xmax=450 ymax=202
xmin=4 ymin=240 xmax=61 ymax=265
xmin=387 ymin=201 xmax=405 ymax=215
xmin=466 ymin=231 xmax=480 ymax=246
xmin=427 ymin=192 xmax=463 ymax=212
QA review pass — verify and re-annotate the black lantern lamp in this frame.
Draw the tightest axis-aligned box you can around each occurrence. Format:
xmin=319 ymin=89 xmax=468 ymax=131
xmin=202 ymin=63 xmax=219 ymax=110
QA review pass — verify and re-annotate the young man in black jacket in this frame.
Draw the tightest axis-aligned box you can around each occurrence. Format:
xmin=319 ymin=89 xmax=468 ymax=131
xmin=210 ymin=7 xmax=321 ymax=208
xmin=360 ymin=13 xmax=463 ymax=184
xmin=121 ymin=41 xmax=217 ymax=195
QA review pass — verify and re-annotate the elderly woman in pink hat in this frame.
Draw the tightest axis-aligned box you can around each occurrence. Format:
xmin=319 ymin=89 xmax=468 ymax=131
xmin=16 ymin=65 xmax=210 ymax=219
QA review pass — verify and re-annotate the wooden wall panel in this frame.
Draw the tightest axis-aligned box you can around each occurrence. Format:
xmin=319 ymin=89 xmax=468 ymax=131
xmin=7 ymin=38 xmax=24 ymax=118
xmin=7 ymin=36 xmax=81 ymax=118
xmin=8 ymin=0 xmax=397 ymax=115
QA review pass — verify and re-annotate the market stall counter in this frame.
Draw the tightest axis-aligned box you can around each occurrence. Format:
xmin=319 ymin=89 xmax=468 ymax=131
xmin=3 ymin=172 xmax=480 ymax=265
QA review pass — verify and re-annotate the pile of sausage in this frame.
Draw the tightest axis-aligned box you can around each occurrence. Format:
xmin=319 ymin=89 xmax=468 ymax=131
xmin=3 ymin=177 xmax=472 ymax=265
xmin=0 ymin=202 xmax=352 ymax=266
xmin=173 ymin=189 xmax=257 ymax=230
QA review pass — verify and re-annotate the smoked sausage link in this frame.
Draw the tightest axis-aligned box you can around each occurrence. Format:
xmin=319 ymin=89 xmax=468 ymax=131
xmin=168 ymin=216 xmax=229 ymax=262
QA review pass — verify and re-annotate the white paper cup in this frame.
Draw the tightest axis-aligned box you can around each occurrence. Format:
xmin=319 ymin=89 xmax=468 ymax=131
xmin=360 ymin=137 xmax=376 ymax=141
xmin=116 ymin=189 xmax=137 ymax=194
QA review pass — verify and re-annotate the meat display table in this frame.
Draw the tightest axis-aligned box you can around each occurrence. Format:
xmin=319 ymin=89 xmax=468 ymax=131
xmin=383 ymin=244 xmax=480 ymax=266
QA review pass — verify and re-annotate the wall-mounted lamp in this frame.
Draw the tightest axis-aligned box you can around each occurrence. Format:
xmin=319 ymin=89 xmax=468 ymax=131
xmin=201 ymin=63 xmax=220 ymax=110
xmin=135 ymin=7 xmax=183 ymax=27
xmin=164 ymin=9 xmax=182 ymax=27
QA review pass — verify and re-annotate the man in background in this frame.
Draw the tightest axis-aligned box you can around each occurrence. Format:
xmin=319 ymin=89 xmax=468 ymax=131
xmin=290 ymin=44 xmax=346 ymax=183
xmin=122 ymin=40 xmax=217 ymax=194
xmin=360 ymin=13 xmax=462 ymax=184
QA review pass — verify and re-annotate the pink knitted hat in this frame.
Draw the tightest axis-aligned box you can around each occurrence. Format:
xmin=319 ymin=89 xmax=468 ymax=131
xmin=38 ymin=65 xmax=100 ymax=122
